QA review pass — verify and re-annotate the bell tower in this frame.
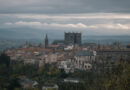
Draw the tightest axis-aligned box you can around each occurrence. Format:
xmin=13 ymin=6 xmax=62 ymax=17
xmin=45 ymin=34 xmax=48 ymax=48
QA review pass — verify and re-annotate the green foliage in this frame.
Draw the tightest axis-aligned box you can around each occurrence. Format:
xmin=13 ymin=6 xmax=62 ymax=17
xmin=103 ymin=60 xmax=130 ymax=90
xmin=0 ymin=53 xmax=10 ymax=67
xmin=0 ymin=53 xmax=129 ymax=90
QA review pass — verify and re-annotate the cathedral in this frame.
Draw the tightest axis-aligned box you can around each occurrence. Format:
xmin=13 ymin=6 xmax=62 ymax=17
xmin=64 ymin=32 xmax=82 ymax=45
xmin=45 ymin=32 xmax=82 ymax=48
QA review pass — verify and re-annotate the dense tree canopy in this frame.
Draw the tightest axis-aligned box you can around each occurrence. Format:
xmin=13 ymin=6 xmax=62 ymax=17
xmin=0 ymin=53 xmax=129 ymax=90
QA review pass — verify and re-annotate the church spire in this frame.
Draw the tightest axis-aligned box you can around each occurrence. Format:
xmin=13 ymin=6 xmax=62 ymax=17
xmin=45 ymin=34 xmax=48 ymax=48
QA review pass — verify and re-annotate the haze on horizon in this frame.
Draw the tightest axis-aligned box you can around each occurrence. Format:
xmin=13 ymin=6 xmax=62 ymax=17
xmin=0 ymin=0 xmax=130 ymax=39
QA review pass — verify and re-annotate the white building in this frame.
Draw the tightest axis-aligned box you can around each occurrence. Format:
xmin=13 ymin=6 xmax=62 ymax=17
xmin=42 ymin=83 xmax=58 ymax=90
xmin=74 ymin=50 xmax=96 ymax=70
xmin=64 ymin=78 xmax=80 ymax=83
xmin=64 ymin=45 xmax=74 ymax=51
xmin=58 ymin=59 xmax=75 ymax=73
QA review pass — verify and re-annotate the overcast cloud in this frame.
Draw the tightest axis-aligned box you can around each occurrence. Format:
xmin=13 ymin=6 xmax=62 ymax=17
xmin=0 ymin=0 xmax=130 ymax=13
xmin=0 ymin=0 xmax=130 ymax=37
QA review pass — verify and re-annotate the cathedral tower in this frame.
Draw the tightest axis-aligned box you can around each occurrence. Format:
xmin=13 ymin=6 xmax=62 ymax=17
xmin=45 ymin=34 xmax=48 ymax=48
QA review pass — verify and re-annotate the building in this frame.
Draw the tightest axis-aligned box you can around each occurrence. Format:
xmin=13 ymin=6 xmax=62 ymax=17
xmin=42 ymin=83 xmax=58 ymax=90
xmin=45 ymin=53 xmax=58 ymax=64
xmin=45 ymin=34 xmax=48 ymax=48
xmin=19 ymin=78 xmax=39 ymax=89
xmin=58 ymin=59 xmax=75 ymax=73
xmin=52 ymin=40 xmax=65 ymax=45
xmin=64 ymin=78 xmax=80 ymax=83
xmin=74 ymin=50 xmax=96 ymax=70
xmin=127 ymin=44 xmax=130 ymax=48
xmin=64 ymin=45 xmax=74 ymax=51
xmin=64 ymin=32 xmax=81 ymax=45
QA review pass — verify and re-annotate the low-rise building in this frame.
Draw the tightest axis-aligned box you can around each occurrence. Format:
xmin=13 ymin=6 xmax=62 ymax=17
xmin=45 ymin=53 xmax=58 ymax=64
xmin=42 ymin=83 xmax=58 ymax=90
xmin=64 ymin=78 xmax=80 ymax=83
xmin=58 ymin=59 xmax=75 ymax=73
xmin=64 ymin=45 xmax=74 ymax=51
xmin=19 ymin=78 xmax=39 ymax=89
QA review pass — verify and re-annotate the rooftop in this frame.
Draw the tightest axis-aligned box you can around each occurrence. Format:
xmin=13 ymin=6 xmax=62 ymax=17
xmin=75 ymin=50 xmax=94 ymax=56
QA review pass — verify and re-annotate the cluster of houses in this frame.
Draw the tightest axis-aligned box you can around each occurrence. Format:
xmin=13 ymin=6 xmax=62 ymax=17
xmin=5 ymin=33 xmax=98 ymax=73
xmin=58 ymin=50 xmax=96 ymax=73
xmin=19 ymin=77 xmax=82 ymax=90
xmin=19 ymin=78 xmax=58 ymax=90
xmin=5 ymin=33 xmax=130 ymax=90
xmin=5 ymin=33 xmax=129 ymax=73
xmin=6 ymin=43 xmax=97 ymax=73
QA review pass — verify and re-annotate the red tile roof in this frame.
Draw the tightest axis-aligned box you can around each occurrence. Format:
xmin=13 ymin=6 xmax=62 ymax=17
xmin=48 ymin=45 xmax=60 ymax=48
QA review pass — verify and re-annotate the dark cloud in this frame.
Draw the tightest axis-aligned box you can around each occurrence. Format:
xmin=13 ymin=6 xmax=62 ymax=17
xmin=0 ymin=0 xmax=130 ymax=14
xmin=0 ymin=0 xmax=130 ymax=37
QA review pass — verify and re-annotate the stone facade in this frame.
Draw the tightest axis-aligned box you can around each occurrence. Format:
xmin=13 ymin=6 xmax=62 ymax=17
xmin=64 ymin=32 xmax=81 ymax=45
xmin=74 ymin=50 xmax=96 ymax=70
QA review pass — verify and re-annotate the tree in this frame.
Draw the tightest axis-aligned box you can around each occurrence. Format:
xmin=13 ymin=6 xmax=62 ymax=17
xmin=0 ymin=53 xmax=10 ymax=67
xmin=103 ymin=60 xmax=130 ymax=90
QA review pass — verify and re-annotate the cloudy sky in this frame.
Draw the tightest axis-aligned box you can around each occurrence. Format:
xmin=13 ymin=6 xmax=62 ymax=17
xmin=0 ymin=0 xmax=130 ymax=39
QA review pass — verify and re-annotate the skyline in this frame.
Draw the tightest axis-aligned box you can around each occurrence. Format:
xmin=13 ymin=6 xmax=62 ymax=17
xmin=0 ymin=1 xmax=129 ymax=89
